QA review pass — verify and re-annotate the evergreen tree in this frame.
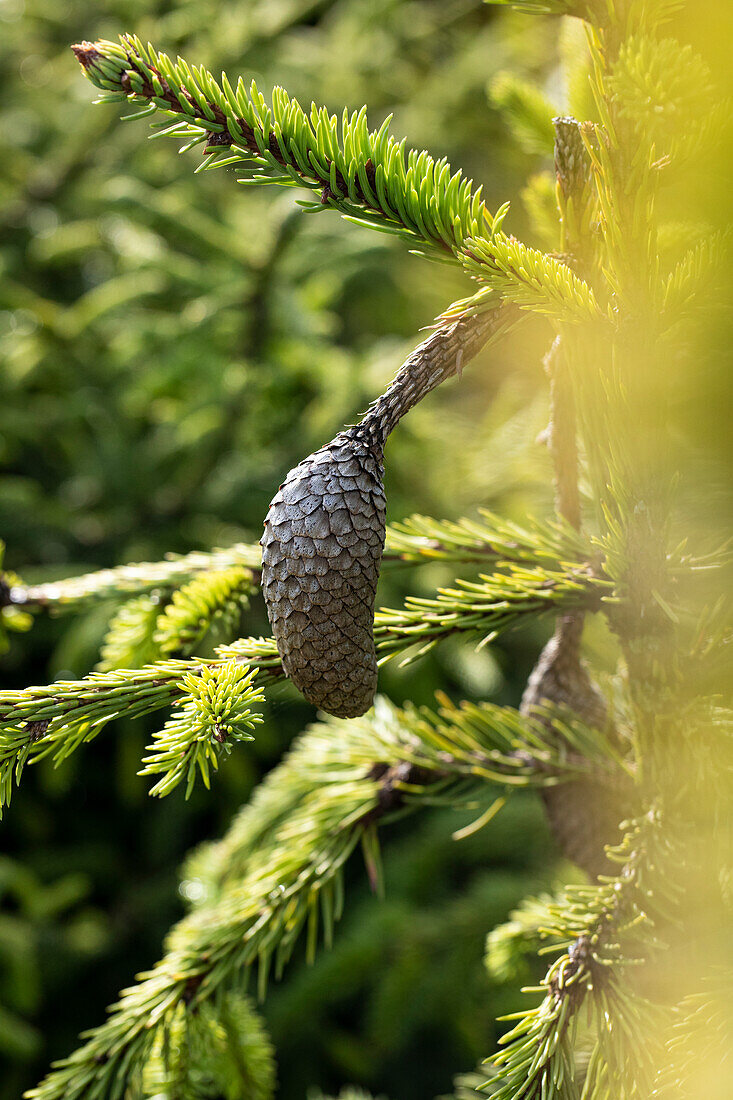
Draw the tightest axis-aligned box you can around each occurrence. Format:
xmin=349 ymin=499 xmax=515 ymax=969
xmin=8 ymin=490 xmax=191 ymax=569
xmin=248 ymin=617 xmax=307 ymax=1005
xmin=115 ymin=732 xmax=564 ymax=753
xmin=1 ymin=1 xmax=730 ymax=1097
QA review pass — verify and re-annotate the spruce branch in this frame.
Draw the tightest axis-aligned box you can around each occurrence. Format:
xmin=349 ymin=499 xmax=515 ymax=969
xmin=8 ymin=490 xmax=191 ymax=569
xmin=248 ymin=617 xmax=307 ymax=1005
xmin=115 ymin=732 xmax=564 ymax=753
xmin=139 ymin=660 xmax=264 ymax=799
xmin=606 ymin=35 xmax=716 ymax=149
xmin=5 ymin=509 xmax=590 ymax=619
xmin=652 ymin=976 xmax=733 ymax=1099
xmin=185 ymin=693 xmax=626 ymax=909
xmin=485 ymin=805 xmax=678 ymax=1099
xmin=24 ymin=690 xmax=627 ymax=1099
xmin=5 ymin=542 xmax=262 ymax=614
xmin=489 ymin=72 xmax=557 ymax=157
xmin=660 ymin=231 xmax=729 ymax=330
xmin=222 ymin=556 xmax=612 ymax=669
xmin=0 ymin=639 xmax=279 ymax=815
xmin=70 ymin=37 xmax=600 ymax=319
xmin=375 ymin=560 xmax=609 ymax=664
xmin=0 ymin=554 xmax=609 ymax=814
xmin=485 ymin=892 xmax=562 ymax=985
xmin=71 ymin=36 xmax=491 ymax=260
xmin=141 ymin=991 xmax=276 ymax=1100
xmin=462 ymin=232 xmax=605 ymax=323
xmin=152 ymin=565 xmax=256 ymax=657
xmin=24 ymin=698 xmax=484 ymax=1100
xmin=411 ymin=695 xmax=627 ymax=789
xmin=98 ymin=566 xmax=257 ymax=672
xmin=97 ymin=593 xmax=167 ymax=672
xmin=385 ymin=510 xmax=591 ymax=568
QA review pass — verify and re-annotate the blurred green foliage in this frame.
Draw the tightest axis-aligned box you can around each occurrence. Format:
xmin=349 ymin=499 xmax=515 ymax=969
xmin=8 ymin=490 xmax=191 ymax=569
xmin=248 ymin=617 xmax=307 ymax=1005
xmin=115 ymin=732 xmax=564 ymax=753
xmin=0 ymin=1 xmax=567 ymax=1096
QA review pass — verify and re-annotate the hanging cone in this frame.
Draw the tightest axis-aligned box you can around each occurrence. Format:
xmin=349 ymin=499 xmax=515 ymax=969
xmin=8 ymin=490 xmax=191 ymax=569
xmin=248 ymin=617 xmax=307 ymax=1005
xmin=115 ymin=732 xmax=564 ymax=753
xmin=261 ymin=309 xmax=501 ymax=717
xmin=520 ymin=613 xmax=632 ymax=877
xmin=261 ymin=427 xmax=385 ymax=718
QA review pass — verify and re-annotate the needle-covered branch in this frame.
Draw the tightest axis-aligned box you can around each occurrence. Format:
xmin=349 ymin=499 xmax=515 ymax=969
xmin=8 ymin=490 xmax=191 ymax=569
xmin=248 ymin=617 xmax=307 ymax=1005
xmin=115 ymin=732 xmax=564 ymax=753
xmin=26 ymin=693 xmax=624 ymax=1100
xmin=0 ymin=554 xmax=608 ymax=812
xmin=3 ymin=543 xmax=261 ymax=613
xmin=482 ymin=805 xmax=679 ymax=1099
xmin=462 ymin=232 xmax=605 ymax=323
xmin=139 ymin=661 xmax=264 ymax=799
xmin=0 ymin=639 xmax=279 ymax=814
xmin=20 ymin=698 xmax=483 ymax=1100
xmin=374 ymin=560 xmax=610 ymax=663
xmin=3 ymin=509 xmax=591 ymax=617
xmin=70 ymin=36 xmax=602 ymax=319
xmin=141 ymin=991 xmax=276 ymax=1100
xmin=71 ymin=35 xmax=490 ymax=261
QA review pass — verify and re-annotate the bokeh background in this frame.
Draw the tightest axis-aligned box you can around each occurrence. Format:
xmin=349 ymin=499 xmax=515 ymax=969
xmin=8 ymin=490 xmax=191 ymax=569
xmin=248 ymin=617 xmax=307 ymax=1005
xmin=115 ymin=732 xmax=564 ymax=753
xmin=0 ymin=1 xmax=643 ymax=1097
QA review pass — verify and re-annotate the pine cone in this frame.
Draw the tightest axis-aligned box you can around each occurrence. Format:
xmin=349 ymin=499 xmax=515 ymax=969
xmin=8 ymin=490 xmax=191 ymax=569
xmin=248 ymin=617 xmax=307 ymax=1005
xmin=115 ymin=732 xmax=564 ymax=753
xmin=261 ymin=308 xmax=504 ymax=718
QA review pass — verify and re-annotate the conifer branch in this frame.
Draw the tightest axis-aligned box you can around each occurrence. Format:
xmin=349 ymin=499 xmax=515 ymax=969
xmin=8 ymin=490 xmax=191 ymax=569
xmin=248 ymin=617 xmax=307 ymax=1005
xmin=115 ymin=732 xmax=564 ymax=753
xmin=652 ymin=977 xmax=733 ymax=1098
xmin=70 ymin=37 xmax=604 ymax=319
xmin=485 ymin=892 xmax=562 ymax=985
xmin=484 ymin=805 xmax=678 ymax=1099
xmin=152 ymin=565 xmax=255 ymax=657
xmin=99 ymin=566 xmax=258 ymax=671
xmin=660 ymin=231 xmax=729 ymax=329
xmin=26 ymin=692 xmax=626 ymax=1099
xmin=386 ymin=510 xmax=591 ymax=567
xmin=462 ymin=232 xmax=605 ymax=323
xmin=4 ymin=543 xmax=262 ymax=613
xmin=139 ymin=661 xmax=264 ymax=799
xmin=97 ymin=594 xmax=167 ymax=672
xmin=71 ymin=36 xmax=491 ymax=261
xmin=489 ymin=72 xmax=557 ymax=157
xmin=140 ymin=991 xmax=276 ymax=1100
xmin=0 ymin=639 xmax=278 ymax=815
xmin=0 ymin=557 xmax=610 ymax=814
xmin=23 ymin=698 xmax=490 ymax=1100
xmin=375 ymin=561 xmax=608 ymax=663
xmin=3 ymin=509 xmax=592 ymax=616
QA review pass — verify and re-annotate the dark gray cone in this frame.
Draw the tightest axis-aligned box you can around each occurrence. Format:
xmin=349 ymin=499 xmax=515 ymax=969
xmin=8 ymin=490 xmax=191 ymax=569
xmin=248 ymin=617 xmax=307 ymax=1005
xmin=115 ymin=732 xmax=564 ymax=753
xmin=520 ymin=613 xmax=632 ymax=877
xmin=261 ymin=427 xmax=386 ymax=718
xmin=261 ymin=309 xmax=504 ymax=718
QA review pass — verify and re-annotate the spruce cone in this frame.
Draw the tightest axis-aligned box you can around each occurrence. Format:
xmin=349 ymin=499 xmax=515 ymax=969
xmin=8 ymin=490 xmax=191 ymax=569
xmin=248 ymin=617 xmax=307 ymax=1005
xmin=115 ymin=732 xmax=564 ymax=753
xmin=520 ymin=614 xmax=631 ymax=877
xmin=261 ymin=309 xmax=502 ymax=717
xmin=261 ymin=427 xmax=386 ymax=718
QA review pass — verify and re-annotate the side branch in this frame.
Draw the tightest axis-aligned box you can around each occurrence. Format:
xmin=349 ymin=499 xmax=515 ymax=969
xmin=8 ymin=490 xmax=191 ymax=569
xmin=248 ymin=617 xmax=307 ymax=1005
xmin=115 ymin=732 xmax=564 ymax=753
xmin=4 ymin=503 xmax=585 ymax=616
xmin=0 ymin=558 xmax=610 ymax=813
xmin=70 ymin=36 xmax=602 ymax=318
xmin=487 ymin=806 xmax=676 ymax=1099
xmin=26 ymin=694 xmax=627 ymax=1099
xmin=23 ymin=701 xmax=481 ymax=1100
xmin=72 ymin=36 xmax=490 ymax=257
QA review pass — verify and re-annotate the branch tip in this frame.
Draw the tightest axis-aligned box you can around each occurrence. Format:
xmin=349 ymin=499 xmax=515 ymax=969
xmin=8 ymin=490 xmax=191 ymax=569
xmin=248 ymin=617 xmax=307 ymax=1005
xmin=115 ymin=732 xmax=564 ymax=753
xmin=71 ymin=42 xmax=100 ymax=71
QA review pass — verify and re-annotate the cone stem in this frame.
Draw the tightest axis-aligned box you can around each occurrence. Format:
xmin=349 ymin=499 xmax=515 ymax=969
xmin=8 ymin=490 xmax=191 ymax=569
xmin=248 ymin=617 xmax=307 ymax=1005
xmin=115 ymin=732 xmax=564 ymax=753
xmin=357 ymin=309 xmax=502 ymax=453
